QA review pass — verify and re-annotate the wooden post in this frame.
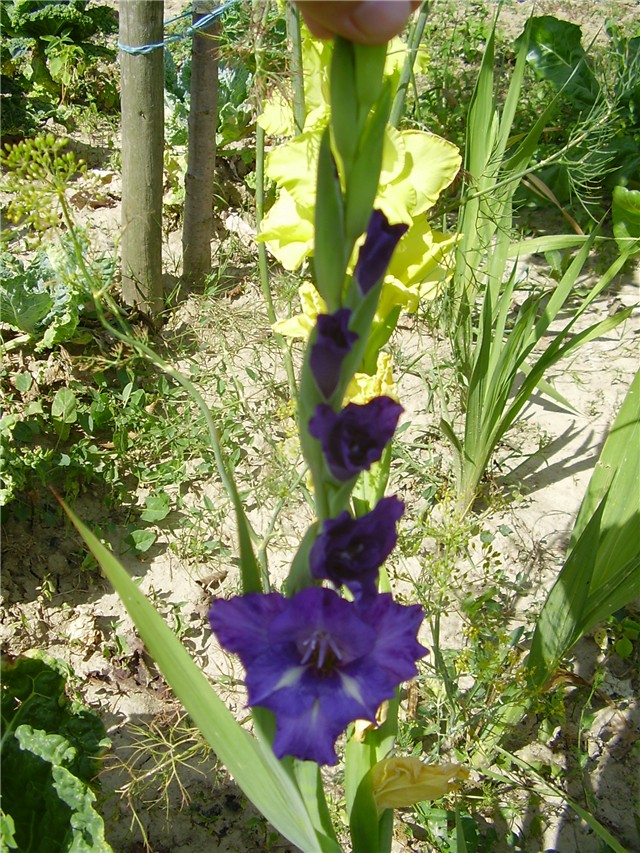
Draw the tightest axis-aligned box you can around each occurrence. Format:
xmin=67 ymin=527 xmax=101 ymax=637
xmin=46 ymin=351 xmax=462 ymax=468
xmin=119 ymin=0 xmax=164 ymax=317
xmin=182 ymin=1 xmax=220 ymax=286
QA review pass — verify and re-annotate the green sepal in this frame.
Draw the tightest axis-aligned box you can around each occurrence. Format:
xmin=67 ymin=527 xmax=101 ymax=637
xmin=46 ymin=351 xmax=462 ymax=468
xmin=314 ymin=127 xmax=348 ymax=311
xmin=354 ymin=42 xmax=388 ymax=118
xmin=362 ymin=306 xmax=402 ymax=374
xmin=345 ymin=82 xmax=392 ymax=242
xmin=286 ymin=522 xmax=320 ymax=596
xmin=330 ymin=38 xmax=358 ymax=175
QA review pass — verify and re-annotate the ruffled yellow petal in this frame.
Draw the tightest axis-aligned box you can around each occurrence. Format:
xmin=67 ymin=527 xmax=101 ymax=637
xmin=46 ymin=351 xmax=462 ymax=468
xmin=344 ymin=352 xmax=397 ymax=406
xmin=257 ymin=90 xmax=295 ymax=137
xmin=257 ymin=190 xmax=314 ymax=270
xmin=372 ymin=757 xmax=469 ymax=810
xmin=272 ymin=282 xmax=326 ymax=339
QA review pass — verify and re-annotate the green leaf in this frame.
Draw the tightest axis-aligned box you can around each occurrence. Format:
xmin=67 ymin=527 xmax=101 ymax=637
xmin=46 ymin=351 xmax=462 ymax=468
xmin=14 ymin=372 xmax=33 ymax=393
xmin=51 ymin=388 xmax=77 ymax=424
xmin=140 ymin=491 xmax=171 ymax=523
xmin=56 ymin=497 xmax=338 ymax=853
xmin=528 ymin=371 xmax=640 ymax=685
xmin=0 ymin=811 xmax=17 ymax=850
xmin=612 ymin=186 xmax=640 ymax=257
xmin=519 ymin=16 xmax=600 ymax=109
xmin=1 ymin=655 xmax=110 ymax=852
xmin=127 ymin=528 xmax=157 ymax=553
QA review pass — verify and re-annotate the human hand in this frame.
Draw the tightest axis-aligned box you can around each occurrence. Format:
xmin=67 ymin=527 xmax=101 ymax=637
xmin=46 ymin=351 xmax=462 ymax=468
xmin=296 ymin=1 xmax=421 ymax=45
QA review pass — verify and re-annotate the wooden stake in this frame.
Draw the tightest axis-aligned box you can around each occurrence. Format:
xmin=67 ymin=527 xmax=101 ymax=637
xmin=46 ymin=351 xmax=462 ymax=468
xmin=182 ymin=0 xmax=220 ymax=286
xmin=120 ymin=0 xmax=164 ymax=318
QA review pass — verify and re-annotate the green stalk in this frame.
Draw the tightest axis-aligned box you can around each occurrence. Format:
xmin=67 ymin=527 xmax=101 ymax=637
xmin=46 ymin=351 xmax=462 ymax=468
xmin=286 ymin=1 xmax=306 ymax=135
xmin=389 ymin=1 xmax=430 ymax=128
xmin=255 ymin=122 xmax=298 ymax=400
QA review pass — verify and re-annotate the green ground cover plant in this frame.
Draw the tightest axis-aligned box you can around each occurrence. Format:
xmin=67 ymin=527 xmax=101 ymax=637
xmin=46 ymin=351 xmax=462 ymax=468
xmin=0 ymin=0 xmax=119 ymax=139
xmin=1 ymin=653 xmax=110 ymax=852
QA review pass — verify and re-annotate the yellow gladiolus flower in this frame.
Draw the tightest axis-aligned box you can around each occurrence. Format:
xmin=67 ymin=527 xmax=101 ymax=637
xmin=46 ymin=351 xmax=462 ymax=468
xmin=344 ymin=352 xmax=397 ymax=405
xmin=372 ymin=757 xmax=469 ymax=810
xmin=272 ymin=282 xmax=326 ymax=338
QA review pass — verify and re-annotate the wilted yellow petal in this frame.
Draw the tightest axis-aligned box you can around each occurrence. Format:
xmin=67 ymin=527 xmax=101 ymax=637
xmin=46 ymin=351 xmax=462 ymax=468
xmin=345 ymin=352 xmax=397 ymax=405
xmin=265 ymin=129 xmax=322 ymax=206
xmin=272 ymin=315 xmax=314 ymax=338
xmin=299 ymin=280 xmax=327 ymax=318
xmin=352 ymin=702 xmax=390 ymax=742
xmin=372 ymin=757 xmax=469 ymax=810
xmin=301 ymin=35 xmax=332 ymax=116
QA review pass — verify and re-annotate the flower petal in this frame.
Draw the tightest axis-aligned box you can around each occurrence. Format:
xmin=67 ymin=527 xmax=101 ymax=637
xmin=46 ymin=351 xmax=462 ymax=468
xmin=372 ymin=757 xmax=469 ymax=809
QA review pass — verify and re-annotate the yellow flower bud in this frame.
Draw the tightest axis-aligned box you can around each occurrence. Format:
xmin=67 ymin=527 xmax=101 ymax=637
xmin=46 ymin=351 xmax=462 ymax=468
xmin=372 ymin=757 xmax=469 ymax=810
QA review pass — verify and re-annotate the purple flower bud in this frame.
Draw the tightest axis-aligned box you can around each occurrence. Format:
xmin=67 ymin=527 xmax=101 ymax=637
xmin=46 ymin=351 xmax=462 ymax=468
xmin=354 ymin=209 xmax=408 ymax=294
xmin=308 ymin=396 xmax=403 ymax=481
xmin=209 ymin=586 xmax=427 ymax=765
xmin=310 ymin=309 xmax=359 ymax=398
xmin=310 ymin=496 xmax=405 ymax=600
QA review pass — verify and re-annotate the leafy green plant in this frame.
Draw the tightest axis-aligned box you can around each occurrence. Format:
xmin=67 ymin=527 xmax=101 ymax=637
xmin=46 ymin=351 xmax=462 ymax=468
xmin=517 ymin=15 xmax=640 ymax=213
xmin=0 ymin=233 xmax=113 ymax=350
xmin=0 ymin=0 xmax=118 ymax=130
xmin=1 ymin=653 xmax=111 ymax=852
xmin=440 ymin=17 xmax=636 ymax=516
xmin=527 ymin=369 xmax=640 ymax=687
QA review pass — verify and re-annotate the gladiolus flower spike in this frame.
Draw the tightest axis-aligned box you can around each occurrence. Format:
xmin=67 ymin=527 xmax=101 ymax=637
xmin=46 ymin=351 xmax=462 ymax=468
xmin=209 ymin=587 xmax=427 ymax=766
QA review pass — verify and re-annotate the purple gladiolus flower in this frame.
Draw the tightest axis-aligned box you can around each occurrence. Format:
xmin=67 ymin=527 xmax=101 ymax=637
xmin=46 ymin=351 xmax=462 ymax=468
xmin=310 ymin=496 xmax=405 ymax=600
xmin=310 ymin=309 xmax=359 ymax=398
xmin=209 ymin=587 xmax=427 ymax=765
xmin=308 ymin=396 xmax=403 ymax=481
xmin=354 ymin=209 xmax=408 ymax=294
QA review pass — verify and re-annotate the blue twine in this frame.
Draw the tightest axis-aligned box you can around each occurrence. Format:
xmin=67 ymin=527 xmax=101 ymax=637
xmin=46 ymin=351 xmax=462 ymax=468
xmin=118 ymin=0 xmax=238 ymax=55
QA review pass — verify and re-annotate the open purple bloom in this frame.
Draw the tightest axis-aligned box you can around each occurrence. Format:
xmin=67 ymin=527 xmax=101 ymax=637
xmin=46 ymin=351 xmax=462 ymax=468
xmin=308 ymin=396 xmax=403 ymax=481
xmin=310 ymin=309 xmax=359 ymax=398
xmin=354 ymin=209 xmax=408 ymax=294
xmin=209 ymin=587 xmax=426 ymax=765
xmin=310 ymin=496 xmax=405 ymax=600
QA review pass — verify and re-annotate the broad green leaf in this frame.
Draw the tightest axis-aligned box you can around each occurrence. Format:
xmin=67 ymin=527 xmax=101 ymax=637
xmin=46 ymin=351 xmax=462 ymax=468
xmin=612 ymin=186 xmax=640 ymax=257
xmin=127 ymin=528 xmax=157 ymax=553
xmin=0 ymin=286 xmax=53 ymax=334
xmin=0 ymin=811 xmax=17 ymax=850
xmin=51 ymin=388 xmax=77 ymax=424
xmin=2 ymin=655 xmax=110 ymax=853
xmin=140 ymin=492 xmax=171 ymax=522
xmin=51 ymin=764 xmax=112 ymax=852
xmin=518 ymin=16 xmax=600 ymax=109
xmin=57 ymin=498 xmax=336 ymax=853
xmin=527 ymin=371 xmax=640 ymax=686
xmin=14 ymin=372 xmax=33 ymax=393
